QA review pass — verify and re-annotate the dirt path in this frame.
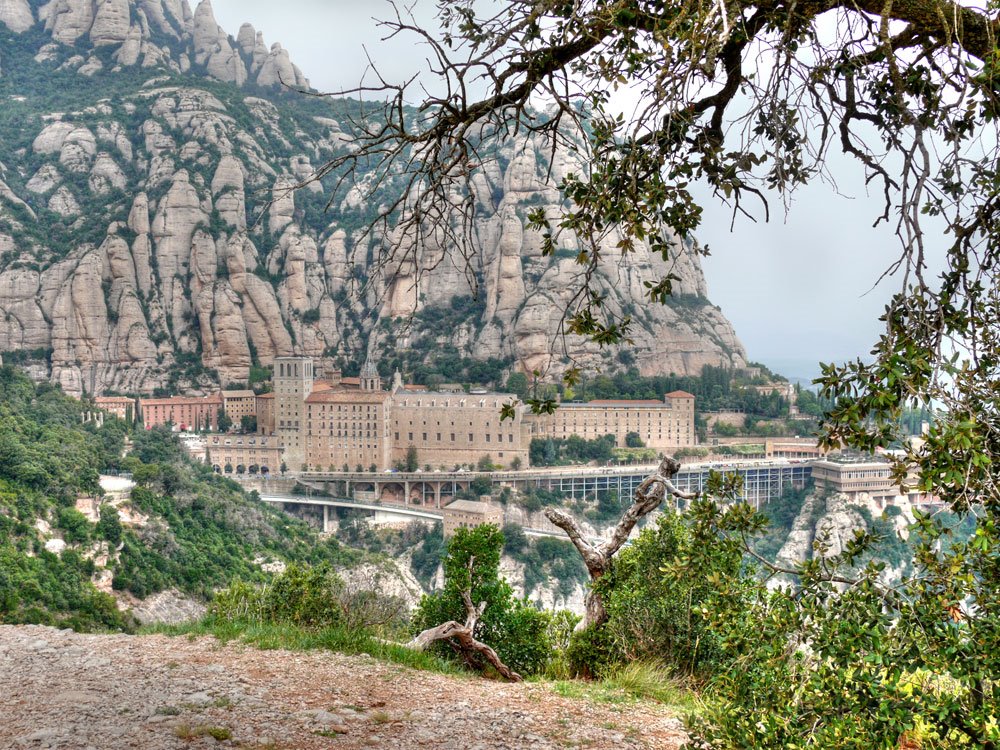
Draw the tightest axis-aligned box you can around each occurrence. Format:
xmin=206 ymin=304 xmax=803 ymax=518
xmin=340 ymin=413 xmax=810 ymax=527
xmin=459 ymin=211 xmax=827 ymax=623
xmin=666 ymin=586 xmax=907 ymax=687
xmin=0 ymin=625 xmax=687 ymax=749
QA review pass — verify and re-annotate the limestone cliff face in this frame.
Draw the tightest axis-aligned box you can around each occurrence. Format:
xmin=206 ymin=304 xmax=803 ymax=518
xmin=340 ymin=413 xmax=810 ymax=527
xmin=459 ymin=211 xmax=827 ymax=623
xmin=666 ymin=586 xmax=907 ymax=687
xmin=0 ymin=0 xmax=33 ymax=32
xmin=771 ymin=490 xmax=917 ymax=590
xmin=0 ymin=0 xmax=747 ymax=396
xmin=22 ymin=0 xmax=309 ymax=88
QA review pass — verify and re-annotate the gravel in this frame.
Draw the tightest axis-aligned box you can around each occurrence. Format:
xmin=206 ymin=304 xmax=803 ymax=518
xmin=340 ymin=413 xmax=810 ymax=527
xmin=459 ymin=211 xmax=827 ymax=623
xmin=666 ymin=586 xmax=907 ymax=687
xmin=0 ymin=625 xmax=686 ymax=749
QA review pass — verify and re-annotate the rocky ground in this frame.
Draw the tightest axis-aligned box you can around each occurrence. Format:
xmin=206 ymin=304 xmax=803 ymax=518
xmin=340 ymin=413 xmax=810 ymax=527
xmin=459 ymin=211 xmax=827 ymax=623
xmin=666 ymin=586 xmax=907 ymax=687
xmin=0 ymin=625 xmax=687 ymax=750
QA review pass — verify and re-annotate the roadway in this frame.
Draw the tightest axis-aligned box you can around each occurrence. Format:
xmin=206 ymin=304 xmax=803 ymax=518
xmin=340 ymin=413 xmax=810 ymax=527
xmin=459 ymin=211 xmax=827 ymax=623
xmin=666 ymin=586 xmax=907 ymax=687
xmin=259 ymin=493 xmax=568 ymax=539
xmin=255 ymin=458 xmax=814 ymax=524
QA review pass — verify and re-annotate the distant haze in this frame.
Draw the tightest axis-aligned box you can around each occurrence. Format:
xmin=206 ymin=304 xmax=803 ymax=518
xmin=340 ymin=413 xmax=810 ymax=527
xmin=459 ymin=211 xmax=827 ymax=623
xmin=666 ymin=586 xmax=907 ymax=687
xmin=212 ymin=0 xmax=947 ymax=383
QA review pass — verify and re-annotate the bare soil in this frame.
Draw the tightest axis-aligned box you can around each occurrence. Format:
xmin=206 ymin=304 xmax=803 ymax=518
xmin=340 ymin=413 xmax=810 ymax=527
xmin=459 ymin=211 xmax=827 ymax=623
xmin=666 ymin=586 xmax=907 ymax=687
xmin=0 ymin=625 xmax=687 ymax=749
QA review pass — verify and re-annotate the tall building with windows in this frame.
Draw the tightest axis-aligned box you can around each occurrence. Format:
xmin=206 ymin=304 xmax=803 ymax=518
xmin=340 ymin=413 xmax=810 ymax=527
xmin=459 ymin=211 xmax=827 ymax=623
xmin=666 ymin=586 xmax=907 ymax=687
xmin=524 ymin=391 xmax=696 ymax=451
xmin=303 ymin=357 xmax=392 ymax=471
xmin=221 ymin=390 xmax=257 ymax=425
xmin=305 ymin=389 xmax=393 ymax=471
xmin=139 ymin=394 xmax=222 ymax=431
xmin=389 ymin=392 xmax=529 ymax=469
xmin=274 ymin=357 xmax=313 ymax=471
xmin=260 ymin=356 xmax=695 ymax=472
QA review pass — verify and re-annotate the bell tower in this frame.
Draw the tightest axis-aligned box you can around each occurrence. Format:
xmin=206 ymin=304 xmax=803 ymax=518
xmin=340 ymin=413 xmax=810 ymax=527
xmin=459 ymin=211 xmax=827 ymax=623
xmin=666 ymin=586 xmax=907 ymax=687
xmin=360 ymin=357 xmax=381 ymax=392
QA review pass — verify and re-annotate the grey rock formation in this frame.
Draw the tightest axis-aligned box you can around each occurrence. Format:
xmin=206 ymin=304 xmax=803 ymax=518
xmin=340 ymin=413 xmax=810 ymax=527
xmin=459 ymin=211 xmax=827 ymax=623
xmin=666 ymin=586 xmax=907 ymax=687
xmin=0 ymin=4 xmax=747 ymax=396
xmin=256 ymin=43 xmax=308 ymax=89
xmin=0 ymin=0 xmax=33 ymax=32
xmin=771 ymin=489 xmax=915 ymax=591
xmin=90 ymin=0 xmax=131 ymax=46
xmin=43 ymin=0 xmax=95 ymax=45
xmin=18 ymin=0 xmax=308 ymax=90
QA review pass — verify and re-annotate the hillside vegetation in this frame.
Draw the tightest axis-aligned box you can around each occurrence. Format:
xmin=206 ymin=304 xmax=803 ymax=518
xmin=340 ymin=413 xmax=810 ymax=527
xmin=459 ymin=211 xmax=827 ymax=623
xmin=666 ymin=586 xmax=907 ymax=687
xmin=0 ymin=366 xmax=358 ymax=630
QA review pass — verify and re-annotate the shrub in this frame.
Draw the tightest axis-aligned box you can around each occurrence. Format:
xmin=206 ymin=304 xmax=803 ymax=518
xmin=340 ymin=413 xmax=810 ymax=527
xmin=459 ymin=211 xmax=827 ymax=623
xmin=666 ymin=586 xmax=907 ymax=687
xmin=211 ymin=563 xmax=406 ymax=633
xmin=593 ymin=512 xmax=745 ymax=679
xmin=412 ymin=525 xmax=552 ymax=676
xmin=566 ymin=623 xmax=616 ymax=678
xmin=56 ymin=507 xmax=92 ymax=545
xmin=212 ymin=564 xmax=344 ymax=628
xmin=96 ymin=505 xmax=122 ymax=546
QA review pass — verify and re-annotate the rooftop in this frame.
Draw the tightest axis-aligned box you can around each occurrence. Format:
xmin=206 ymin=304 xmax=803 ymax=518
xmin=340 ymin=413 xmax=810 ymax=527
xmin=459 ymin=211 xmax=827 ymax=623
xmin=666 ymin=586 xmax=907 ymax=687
xmin=582 ymin=399 xmax=668 ymax=407
xmin=444 ymin=499 xmax=498 ymax=514
xmin=221 ymin=390 xmax=256 ymax=399
xmin=139 ymin=394 xmax=222 ymax=405
xmin=305 ymin=390 xmax=391 ymax=404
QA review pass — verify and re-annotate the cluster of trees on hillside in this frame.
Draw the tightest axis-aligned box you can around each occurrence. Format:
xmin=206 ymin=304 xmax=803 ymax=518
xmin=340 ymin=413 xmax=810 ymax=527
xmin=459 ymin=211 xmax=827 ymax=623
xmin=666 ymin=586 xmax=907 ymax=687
xmin=0 ymin=366 xmax=361 ymax=629
xmin=0 ymin=367 xmax=131 ymax=629
xmin=528 ymin=434 xmax=617 ymax=466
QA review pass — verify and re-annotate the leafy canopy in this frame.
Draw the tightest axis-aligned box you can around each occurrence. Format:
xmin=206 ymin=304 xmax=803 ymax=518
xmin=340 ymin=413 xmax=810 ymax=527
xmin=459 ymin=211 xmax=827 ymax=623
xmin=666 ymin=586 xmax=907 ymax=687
xmin=330 ymin=2 xmax=1000 ymax=744
xmin=412 ymin=524 xmax=551 ymax=675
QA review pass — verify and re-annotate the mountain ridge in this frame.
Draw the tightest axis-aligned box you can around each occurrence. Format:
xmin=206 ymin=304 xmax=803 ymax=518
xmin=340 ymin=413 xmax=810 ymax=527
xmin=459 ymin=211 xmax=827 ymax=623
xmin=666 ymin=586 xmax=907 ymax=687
xmin=0 ymin=0 xmax=748 ymax=397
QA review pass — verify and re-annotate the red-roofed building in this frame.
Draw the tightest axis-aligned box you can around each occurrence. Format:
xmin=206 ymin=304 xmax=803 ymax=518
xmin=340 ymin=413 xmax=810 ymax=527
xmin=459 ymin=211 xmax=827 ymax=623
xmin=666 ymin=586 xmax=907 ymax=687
xmin=95 ymin=396 xmax=137 ymax=422
xmin=140 ymin=394 xmax=223 ymax=432
xmin=298 ymin=358 xmax=396 ymax=471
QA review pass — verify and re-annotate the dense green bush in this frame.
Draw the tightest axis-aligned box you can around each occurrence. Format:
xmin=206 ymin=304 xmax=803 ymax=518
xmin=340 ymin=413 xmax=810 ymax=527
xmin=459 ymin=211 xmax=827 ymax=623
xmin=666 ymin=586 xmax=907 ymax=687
xmin=410 ymin=523 xmax=445 ymax=586
xmin=96 ymin=505 xmax=123 ymax=546
xmin=211 ymin=564 xmax=345 ymax=628
xmin=577 ymin=512 xmax=745 ymax=680
xmin=56 ymin=507 xmax=92 ymax=545
xmin=529 ymin=434 xmax=617 ymax=466
xmin=412 ymin=525 xmax=551 ymax=676
xmin=0 ymin=544 xmax=128 ymax=631
xmin=674 ymin=488 xmax=996 ymax=748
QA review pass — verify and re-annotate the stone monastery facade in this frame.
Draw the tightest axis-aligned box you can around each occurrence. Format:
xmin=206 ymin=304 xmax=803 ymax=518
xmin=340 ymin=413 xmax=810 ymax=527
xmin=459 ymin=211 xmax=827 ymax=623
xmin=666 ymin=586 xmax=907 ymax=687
xmin=270 ymin=356 xmax=696 ymax=472
xmin=118 ymin=356 xmax=696 ymax=472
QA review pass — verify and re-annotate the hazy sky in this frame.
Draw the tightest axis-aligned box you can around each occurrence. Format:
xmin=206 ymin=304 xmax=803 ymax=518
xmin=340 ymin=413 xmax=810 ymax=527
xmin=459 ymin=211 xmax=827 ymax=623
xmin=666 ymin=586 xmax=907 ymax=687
xmin=211 ymin=0 xmax=945 ymax=381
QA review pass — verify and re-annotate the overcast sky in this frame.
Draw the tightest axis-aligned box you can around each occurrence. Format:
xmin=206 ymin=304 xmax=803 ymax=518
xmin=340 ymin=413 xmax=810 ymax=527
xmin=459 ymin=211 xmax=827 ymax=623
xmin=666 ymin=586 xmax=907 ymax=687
xmin=211 ymin=0 xmax=946 ymax=381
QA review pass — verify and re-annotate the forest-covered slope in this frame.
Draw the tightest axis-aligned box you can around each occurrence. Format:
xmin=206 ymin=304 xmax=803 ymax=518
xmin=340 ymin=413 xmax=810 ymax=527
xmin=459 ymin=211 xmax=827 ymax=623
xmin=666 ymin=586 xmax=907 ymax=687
xmin=0 ymin=365 xmax=360 ymax=629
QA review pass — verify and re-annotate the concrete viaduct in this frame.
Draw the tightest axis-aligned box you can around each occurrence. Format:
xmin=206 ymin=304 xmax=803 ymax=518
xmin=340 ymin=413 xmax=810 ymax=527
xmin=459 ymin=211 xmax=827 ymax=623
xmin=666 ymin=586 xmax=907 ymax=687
xmin=291 ymin=459 xmax=813 ymax=511
xmin=258 ymin=493 xmax=570 ymax=539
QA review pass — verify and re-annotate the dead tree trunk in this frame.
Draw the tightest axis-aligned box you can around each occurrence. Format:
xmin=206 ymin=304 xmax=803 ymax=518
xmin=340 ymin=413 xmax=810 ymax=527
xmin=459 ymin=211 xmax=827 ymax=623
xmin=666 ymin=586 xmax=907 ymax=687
xmin=405 ymin=564 xmax=522 ymax=682
xmin=544 ymin=455 xmax=696 ymax=630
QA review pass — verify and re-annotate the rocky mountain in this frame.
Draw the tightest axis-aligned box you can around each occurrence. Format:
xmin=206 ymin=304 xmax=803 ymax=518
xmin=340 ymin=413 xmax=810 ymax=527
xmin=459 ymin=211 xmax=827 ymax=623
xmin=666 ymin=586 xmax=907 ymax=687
xmin=765 ymin=487 xmax=918 ymax=589
xmin=0 ymin=0 xmax=747 ymax=397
